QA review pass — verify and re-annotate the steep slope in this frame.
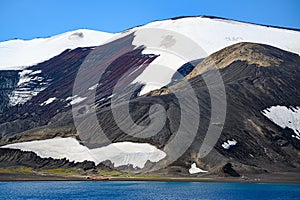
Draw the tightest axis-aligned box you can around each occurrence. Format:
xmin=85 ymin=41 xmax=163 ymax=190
xmin=186 ymin=42 xmax=286 ymax=79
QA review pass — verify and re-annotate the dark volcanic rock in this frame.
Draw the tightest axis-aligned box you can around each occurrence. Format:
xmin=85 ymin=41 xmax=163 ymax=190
xmin=0 ymin=71 xmax=19 ymax=112
xmin=0 ymin=148 xmax=95 ymax=170
xmin=219 ymin=163 xmax=240 ymax=177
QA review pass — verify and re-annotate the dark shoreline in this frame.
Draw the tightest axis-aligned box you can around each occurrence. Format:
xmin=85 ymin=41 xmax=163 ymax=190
xmin=1 ymin=173 xmax=299 ymax=184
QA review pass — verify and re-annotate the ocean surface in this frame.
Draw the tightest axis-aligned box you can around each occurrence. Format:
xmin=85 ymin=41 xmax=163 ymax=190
xmin=0 ymin=181 xmax=299 ymax=200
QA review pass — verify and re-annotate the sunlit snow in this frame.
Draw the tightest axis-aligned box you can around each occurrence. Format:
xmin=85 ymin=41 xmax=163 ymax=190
xmin=0 ymin=29 xmax=113 ymax=70
xmin=262 ymin=106 xmax=300 ymax=140
xmin=40 ymin=97 xmax=57 ymax=106
xmin=1 ymin=137 xmax=166 ymax=168
xmin=66 ymin=95 xmax=87 ymax=106
xmin=88 ymin=84 xmax=98 ymax=91
xmin=9 ymin=69 xmax=48 ymax=106
xmin=1 ymin=17 xmax=300 ymax=97
xmin=188 ymin=163 xmax=208 ymax=174
xmin=128 ymin=17 xmax=300 ymax=94
xmin=222 ymin=139 xmax=237 ymax=150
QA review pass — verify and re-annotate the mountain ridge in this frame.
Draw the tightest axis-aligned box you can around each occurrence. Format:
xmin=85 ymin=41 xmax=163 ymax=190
xmin=1 ymin=15 xmax=300 ymax=70
xmin=170 ymin=15 xmax=300 ymax=32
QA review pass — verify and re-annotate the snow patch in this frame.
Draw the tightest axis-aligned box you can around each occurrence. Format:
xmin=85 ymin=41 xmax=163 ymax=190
xmin=188 ymin=163 xmax=208 ymax=174
xmin=17 ymin=70 xmax=33 ymax=86
xmin=222 ymin=139 xmax=237 ymax=150
xmin=1 ymin=137 xmax=166 ymax=168
xmin=9 ymin=69 xmax=48 ymax=106
xmin=88 ymin=84 xmax=98 ymax=91
xmin=262 ymin=106 xmax=300 ymax=140
xmin=40 ymin=97 xmax=57 ymax=106
xmin=66 ymin=95 xmax=87 ymax=105
xmin=292 ymin=135 xmax=300 ymax=140
xmin=30 ymin=70 xmax=42 ymax=75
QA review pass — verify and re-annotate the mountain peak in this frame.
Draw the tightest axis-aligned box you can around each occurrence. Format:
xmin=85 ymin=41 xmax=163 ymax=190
xmin=169 ymin=15 xmax=300 ymax=32
xmin=186 ymin=42 xmax=296 ymax=79
xmin=0 ymin=29 xmax=113 ymax=70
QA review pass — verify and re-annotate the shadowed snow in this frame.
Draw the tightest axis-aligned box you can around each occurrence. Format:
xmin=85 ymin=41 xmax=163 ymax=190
xmin=262 ymin=106 xmax=300 ymax=140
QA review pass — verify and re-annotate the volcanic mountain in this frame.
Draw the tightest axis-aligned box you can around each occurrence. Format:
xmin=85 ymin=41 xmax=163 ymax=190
xmin=0 ymin=16 xmax=299 ymax=181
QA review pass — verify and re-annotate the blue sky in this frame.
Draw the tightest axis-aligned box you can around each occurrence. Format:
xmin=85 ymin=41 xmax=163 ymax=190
xmin=1 ymin=0 xmax=299 ymax=41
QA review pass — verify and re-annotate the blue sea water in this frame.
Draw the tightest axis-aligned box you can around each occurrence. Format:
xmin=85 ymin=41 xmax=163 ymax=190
xmin=0 ymin=181 xmax=299 ymax=200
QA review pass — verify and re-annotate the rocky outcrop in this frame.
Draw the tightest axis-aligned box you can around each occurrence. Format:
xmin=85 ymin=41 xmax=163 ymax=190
xmin=219 ymin=163 xmax=240 ymax=177
xmin=0 ymin=148 xmax=95 ymax=170
xmin=186 ymin=42 xmax=289 ymax=79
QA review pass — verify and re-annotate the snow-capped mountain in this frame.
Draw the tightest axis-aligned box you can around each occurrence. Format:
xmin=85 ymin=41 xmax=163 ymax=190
xmin=0 ymin=16 xmax=299 ymax=180
xmin=0 ymin=29 xmax=113 ymax=70
xmin=1 ymin=16 xmax=300 ymax=93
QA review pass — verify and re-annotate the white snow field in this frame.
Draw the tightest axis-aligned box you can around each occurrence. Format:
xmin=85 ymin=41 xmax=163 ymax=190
xmin=262 ymin=106 xmax=300 ymax=140
xmin=1 ymin=137 xmax=166 ymax=168
xmin=0 ymin=29 xmax=113 ymax=70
